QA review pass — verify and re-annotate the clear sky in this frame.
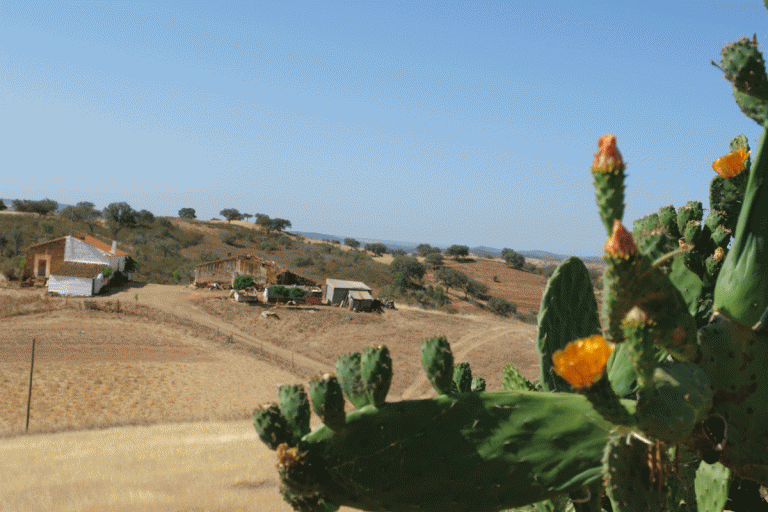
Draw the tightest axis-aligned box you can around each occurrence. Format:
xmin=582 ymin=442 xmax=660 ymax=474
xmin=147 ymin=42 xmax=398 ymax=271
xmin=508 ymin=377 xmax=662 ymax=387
xmin=1 ymin=1 xmax=766 ymax=257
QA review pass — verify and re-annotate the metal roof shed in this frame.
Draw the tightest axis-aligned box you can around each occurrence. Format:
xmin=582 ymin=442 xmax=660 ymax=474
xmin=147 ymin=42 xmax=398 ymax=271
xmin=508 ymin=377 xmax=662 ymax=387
xmin=325 ymin=279 xmax=372 ymax=305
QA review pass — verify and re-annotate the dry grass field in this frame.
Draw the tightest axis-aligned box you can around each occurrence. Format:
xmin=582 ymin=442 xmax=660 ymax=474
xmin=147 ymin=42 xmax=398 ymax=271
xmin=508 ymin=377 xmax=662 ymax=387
xmin=0 ymin=271 xmax=549 ymax=511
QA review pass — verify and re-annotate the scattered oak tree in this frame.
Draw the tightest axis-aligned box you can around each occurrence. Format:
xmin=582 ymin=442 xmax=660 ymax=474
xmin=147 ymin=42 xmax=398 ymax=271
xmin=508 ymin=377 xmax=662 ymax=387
xmin=220 ymin=208 xmax=243 ymax=223
xmin=424 ymin=252 xmax=444 ymax=269
xmin=178 ymin=208 xmax=196 ymax=219
xmin=103 ymin=202 xmax=137 ymax=238
xmin=416 ymin=243 xmax=442 ymax=257
xmin=365 ymin=243 xmax=388 ymax=256
xmin=12 ymin=198 xmax=58 ymax=216
xmin=390 ymin=256 xmax=426 ymax=286
xmin=0 ymin=199 xmax=6 ymax=211
xmin=435 ymin=267 xmax=468 ymax=293
xmin=445 ymin=244 xmax=470 ymax=260
xmin=345 ymin=238 xmax=361 ymax=249
xmin=60 ymin=202 xmax=101 ymax=233
xmin=135 ymin=209 xmax=155 ymax=226
xmin=502 ymin=248 xmax=525 ymax=270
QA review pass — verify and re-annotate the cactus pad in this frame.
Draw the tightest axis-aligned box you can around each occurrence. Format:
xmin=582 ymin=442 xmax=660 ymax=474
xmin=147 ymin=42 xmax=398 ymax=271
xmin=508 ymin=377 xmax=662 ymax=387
xmin=421 ymin=336 xmax=454 ymax=395
xmin=309 ymin=374 xmax=345 ymax=431
xmin=360 ymin=345 xmax=393 ymax=407
xmin=254 ymin=403 xmax=293 ymax=450
xmin=336 ymin=353 xmax=368 ymax=409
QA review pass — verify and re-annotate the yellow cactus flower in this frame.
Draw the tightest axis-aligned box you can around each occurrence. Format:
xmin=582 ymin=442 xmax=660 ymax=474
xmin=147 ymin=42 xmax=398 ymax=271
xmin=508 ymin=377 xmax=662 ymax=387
xmin=552 ymin=335 xmax=614 ymax=389
xmin=712 ymin=146 xmax=749 ymax=179
xmin=603 ymin=220 xmax=637 ymax=259
xmin=591 ymin=134 xmax=625 ymax=173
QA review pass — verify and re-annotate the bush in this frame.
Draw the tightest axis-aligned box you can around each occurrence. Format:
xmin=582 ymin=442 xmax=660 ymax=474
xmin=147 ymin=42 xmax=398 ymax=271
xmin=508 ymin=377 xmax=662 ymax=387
xmin=289 ymin=287 xmax=307 ymax=298
xmin=293 ymin=255 xmax=314 ymax=267
xmin=502 ymin=248 xmax=525 ymax=270
xmin=465 ymin=279 xmax=489 ymax=300
xmin=101 ymin=266 xmax=113 ymax=279
xmin=269 ymin=285 xmax=290 ymax=297
xmin=234 ymin=275 xmax=255 ymax=290
xmin=487 ymin=297 xmax=517 ymax=317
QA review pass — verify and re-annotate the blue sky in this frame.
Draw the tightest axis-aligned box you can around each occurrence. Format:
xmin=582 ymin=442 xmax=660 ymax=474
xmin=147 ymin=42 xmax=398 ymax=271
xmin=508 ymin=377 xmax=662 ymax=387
xmin=1 ymin=1 xmax=766 ymax=256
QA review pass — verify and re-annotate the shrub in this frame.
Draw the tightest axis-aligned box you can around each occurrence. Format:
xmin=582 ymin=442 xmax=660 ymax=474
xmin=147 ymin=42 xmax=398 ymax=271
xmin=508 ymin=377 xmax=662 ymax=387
xmin=465 ymin=279 xmax=489 ymax=300
xmin=101 ymin=266 xmax=113 ymax=279
xmin=487 ymin=296 xmax=517 ymax=317
xmin=234 ymin=275 xmax=255 ymax=290
xmin=293 ymin=255 xmax=314 ymax=267
xmin=269 ymin=285 xmax=289 ymax=297
xmin=289 ymin=287 xmax=307 ymax=298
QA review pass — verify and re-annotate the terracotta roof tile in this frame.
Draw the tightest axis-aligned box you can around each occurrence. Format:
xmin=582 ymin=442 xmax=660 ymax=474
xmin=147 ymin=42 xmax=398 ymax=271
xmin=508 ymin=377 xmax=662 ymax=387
xmin=50 ymin=261 xmax=105 ymax=278
xmin=71 ymin=233 xmax=129 ymax=256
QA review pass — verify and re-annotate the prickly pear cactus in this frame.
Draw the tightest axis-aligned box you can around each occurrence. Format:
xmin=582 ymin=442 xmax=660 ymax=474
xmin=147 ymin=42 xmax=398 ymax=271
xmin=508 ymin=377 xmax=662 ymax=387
xmin=251 ymin=12 xmax=768 ymax=511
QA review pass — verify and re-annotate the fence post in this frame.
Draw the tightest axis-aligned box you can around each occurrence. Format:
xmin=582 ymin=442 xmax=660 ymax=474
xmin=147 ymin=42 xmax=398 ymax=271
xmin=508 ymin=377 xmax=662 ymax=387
xmin=25 ymin=338 xmax=36 ymax=432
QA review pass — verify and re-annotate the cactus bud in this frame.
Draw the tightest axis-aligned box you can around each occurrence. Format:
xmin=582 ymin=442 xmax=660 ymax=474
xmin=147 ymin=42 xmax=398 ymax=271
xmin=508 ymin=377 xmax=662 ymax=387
xmin=551 ymin=335 xmax=614 ymax=390
xmin=603 ymin=220 xmax=637 ymax=260
xmin=592 ymin=134 xmax=625 ymax=173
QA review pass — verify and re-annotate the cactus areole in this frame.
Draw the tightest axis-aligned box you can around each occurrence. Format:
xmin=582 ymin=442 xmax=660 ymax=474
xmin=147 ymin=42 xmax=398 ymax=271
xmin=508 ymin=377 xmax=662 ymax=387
xmin=252 ymin=14 xmax=768 ymax=512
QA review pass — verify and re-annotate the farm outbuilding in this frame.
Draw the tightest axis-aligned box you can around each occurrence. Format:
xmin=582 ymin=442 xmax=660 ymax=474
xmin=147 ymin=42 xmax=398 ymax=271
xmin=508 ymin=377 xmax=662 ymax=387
xmin=194 ymin=254 xmax=316 ymax=289
xmin=48 ymin=262 xmax=110 ymax=296
xmin=23 ymin=232 xmax=129 ymax=296
xmin=324 ymin=279 xmax=372 ymax=305
xmin=343 ymin=289 xmax=375 ymax=312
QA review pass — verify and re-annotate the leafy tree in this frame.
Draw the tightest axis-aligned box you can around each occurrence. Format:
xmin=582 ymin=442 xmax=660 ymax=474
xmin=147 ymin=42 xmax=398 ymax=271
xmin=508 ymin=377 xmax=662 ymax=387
xmin=435 ymin=267 xmax=468 ymax=293
xmin=270 ymin=218 xmax=291 ymax=232
xmin=424 ymin=252 xmax=444 ymax=269
xmin=136 ymin=209 xmax=155 ymax=226
xmin=390 ymin=256 xmax=426 ymax=285
xmin=178 ymin=208 xmax=196 ymax=219
xmin=242 ymin=213 xmax=254 ymax=222
xmin=12 ymin=198 xmax=58 ymax=216
xmin=502 ymin=248 xmax=525 ymax=270
xmin=390 ymin=248 xmax=407 ymax=257
xmin=0 ymin=199 xmax=6 ymax=211
xmin=416 ymin=243 xmax=441 ymax=257
xmin=152 ymin=238 xmax=181 ymax=258
xmin=487 ymin=297 xmax=517 ymax=317
xmin=61 ymin=202 xmax=101 ymax=232
xmin=365 ymin=243 xmax=388 ymax=256
xmin=255 ymin=214 xmax=291 ymax=233
xmin=465 ymin=279 xmax=489 ymax=300
xmin=103 ymin=202 xmax=137 ymax=238
xmin=445 ymin=244 xmax=470 ymax=260
xmin=220 ymin=208 xmax=243 ymax=223
xmin=345 ymin=238 xmax=361 ymax=249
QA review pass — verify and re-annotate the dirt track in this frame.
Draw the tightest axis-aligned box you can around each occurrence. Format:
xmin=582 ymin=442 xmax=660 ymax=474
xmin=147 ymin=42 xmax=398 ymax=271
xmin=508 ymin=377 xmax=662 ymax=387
xmin=0 ymin=283 xmax=542 ymax=511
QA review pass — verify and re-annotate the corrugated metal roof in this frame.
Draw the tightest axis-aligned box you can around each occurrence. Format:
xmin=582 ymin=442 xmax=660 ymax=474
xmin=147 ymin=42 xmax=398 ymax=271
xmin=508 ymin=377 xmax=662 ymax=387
xmin=50 ymin=261 xmax=105 ymax=278
xmin=347 ymin=290 xmax=373 ymax=301
xmin=326 ymin=279 xmax=371 ymax=290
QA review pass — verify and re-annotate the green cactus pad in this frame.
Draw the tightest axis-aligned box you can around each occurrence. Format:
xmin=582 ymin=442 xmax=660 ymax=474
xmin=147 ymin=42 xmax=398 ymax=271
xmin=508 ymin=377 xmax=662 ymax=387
xmin=719 ymin=35 xmax=768 ymax=126
xmin=592 ymin=171 xmax=626 ymax=236
xmin=714 ymin=126 xmax=768 ymax=327
xmin=695 ymin=462 xmax=731 ymax=512
xmin=253 ymin=403 xmax=293 ymax=450
xmin=658 ymin=205 xmax=681 ymax=240
xmin=709 ymin=177 xmax=743 ymax=233
xmin=635 ymin=362 xmax=713 ymax=445
xmin=501 ymin=364 xmax=537 ymax=392
xmin=279 ymin=384 xmax=312 ymax=443
xmin=288 ymin=391 xmax=634 ymax=512
xmin=279 ymin=485 xmax=340 ymax=512
xmin=360 ymin=345 xmax=393 ymax=407
xmin=677 ymin=202 xmax=703 ymax=234
xmin=309 ymin=374 xmax=346 ymax=431
xmin=421 ymin=336 xmax=454 ymax=395
xmin=452 ymin=362 xmax=473 ymax=394
xmin=336 ymin=352 xmax=369 ymax=409
xmin=471 ymin=377 xmax=486 ymax=392
xmin=537 ymin=257 xmax=602 ymax=392
xmin=697 ymin=314 xmax=768 ymax=485
xmin=602 ymin=434 xmax=668 ymax=512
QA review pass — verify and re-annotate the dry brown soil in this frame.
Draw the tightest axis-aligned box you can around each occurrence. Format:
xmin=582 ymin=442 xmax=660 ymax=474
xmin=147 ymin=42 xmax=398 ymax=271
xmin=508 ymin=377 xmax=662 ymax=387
xmin=0 ymin=280 xmax=543 ymax=511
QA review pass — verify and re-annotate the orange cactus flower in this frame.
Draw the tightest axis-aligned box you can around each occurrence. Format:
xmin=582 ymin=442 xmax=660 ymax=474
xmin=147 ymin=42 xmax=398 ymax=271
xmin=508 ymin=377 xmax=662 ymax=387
xmin=712 ymin=146 xmax=749 ymax=179
xmin=592 ymin=134 xmax=625 ymax=173
xmin=603 ymin=220 xmax=637 ymax=259
xmin=552 ymin=334 xmax=614 ymax=389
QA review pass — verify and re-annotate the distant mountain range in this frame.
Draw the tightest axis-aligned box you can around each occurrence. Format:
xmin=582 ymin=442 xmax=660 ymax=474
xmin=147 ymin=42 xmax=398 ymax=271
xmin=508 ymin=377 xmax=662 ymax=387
xmin=290 ymin=231 xmax=601 ymax=261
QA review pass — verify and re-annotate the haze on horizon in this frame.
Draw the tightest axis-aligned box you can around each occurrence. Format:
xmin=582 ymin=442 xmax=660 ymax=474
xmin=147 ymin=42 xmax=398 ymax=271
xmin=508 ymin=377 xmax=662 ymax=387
xmin=1 ymin=1 xmax=765 ymax=257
